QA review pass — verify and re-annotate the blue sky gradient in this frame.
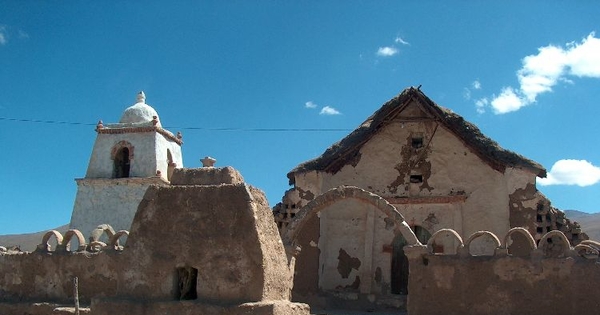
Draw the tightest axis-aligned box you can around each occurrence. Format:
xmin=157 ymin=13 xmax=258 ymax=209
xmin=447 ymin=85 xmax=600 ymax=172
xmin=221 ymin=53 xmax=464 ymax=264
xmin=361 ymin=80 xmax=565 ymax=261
xmin=1 ymin=1 xmax=599 ymax=234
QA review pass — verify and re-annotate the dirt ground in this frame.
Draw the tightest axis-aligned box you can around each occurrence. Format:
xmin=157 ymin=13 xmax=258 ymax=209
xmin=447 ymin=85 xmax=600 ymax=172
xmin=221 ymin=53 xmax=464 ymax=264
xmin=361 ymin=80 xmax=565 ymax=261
xmin=311 ymin=310 xmax=406 ymax=315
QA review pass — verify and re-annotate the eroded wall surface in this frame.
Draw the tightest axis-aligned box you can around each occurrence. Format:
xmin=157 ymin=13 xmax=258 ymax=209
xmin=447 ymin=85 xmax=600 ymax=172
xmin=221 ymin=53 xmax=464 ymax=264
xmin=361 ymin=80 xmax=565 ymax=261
xmin=406 ymin=228 xmax=600 ymax=315
xmin=1 ymin=167 xmax=309 ymax=315
xmin=279 ymin=102 xmax=528 ymax=239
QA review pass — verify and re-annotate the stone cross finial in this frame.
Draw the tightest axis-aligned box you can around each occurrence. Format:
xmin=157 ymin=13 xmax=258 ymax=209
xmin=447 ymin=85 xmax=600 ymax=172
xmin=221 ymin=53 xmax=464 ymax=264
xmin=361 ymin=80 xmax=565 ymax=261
xmin=137 ymin=91 xmax=146 ymax=103
xmin=201 ymin=156 xmax=217 ymax=167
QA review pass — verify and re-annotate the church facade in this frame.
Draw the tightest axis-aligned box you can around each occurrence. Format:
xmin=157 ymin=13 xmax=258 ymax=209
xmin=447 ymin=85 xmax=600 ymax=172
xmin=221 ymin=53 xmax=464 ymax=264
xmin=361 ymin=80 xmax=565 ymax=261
xmin=274 ymin=87 xmax=587 ymax=304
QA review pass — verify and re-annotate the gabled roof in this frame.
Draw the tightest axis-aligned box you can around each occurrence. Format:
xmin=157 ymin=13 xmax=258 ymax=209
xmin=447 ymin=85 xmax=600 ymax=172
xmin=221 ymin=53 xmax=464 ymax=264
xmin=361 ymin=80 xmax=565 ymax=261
xmin=287 ymin=87 xmax=546 ymax=184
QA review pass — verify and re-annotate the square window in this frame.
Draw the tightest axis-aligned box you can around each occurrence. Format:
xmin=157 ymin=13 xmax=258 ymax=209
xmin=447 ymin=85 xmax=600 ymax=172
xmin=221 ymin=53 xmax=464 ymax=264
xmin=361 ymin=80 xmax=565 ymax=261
xmin=411 ymin=137 xmax=424 ymax=149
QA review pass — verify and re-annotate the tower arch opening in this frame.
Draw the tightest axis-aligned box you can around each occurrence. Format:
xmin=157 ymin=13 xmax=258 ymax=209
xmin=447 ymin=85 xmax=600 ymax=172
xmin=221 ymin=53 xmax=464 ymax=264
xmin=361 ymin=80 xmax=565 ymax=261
xmin=114 ymin=147 xmax=131 ymax=178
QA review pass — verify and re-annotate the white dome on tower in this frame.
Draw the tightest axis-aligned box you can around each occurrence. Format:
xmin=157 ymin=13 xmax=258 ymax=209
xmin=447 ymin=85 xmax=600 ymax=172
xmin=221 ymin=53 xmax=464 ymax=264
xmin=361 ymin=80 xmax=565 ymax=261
xmin=119 ymin=91 xmax=161 ymax=125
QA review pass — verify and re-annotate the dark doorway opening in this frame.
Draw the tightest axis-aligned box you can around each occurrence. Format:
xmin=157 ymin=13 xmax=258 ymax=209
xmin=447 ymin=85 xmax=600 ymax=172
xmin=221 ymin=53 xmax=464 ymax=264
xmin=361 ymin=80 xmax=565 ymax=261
xmin=113 ymin=147 xmax=130 ymax=178
xmin=391 ymin=225 xmax=431 ymax=295
xmin=175 ymin=266 xmax=198 ymax=300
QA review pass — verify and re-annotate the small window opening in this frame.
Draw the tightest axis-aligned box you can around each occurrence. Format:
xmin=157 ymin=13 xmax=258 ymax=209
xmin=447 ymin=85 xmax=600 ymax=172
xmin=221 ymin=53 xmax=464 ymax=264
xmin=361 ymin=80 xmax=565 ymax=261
xmin=411 ymin=137 xmax=424 ymax=149
xmin=113 ymin=147 xmax=130 ymax=178
xmin=536 ymin=215 xmax=543 ymax=223
xmin=432 ymin=244 xmax=444 ymax=254
xmin=536 ymin=227 xmax=544 ymax=234
xmin=175 ymin=266 xmax=198 ymax=300
xmin=546 ymin=226 xmax=552 ymax=233
xmin=410 ymin=175 xmax=423 ymax=184
xmin=545 ymin=214 xmax=552 ymax=222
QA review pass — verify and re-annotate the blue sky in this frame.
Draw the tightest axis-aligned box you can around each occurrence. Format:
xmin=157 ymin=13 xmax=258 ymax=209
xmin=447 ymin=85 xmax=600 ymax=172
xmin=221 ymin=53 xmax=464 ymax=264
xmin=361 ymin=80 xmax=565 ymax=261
xmin=1 ymin=1 xmax=599 ymax=234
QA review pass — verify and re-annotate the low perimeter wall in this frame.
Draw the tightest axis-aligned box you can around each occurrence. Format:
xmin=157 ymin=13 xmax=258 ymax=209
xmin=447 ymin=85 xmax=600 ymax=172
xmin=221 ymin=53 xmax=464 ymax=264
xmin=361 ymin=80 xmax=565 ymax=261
xmin=405 ymin=228 xmax=600 ymax=315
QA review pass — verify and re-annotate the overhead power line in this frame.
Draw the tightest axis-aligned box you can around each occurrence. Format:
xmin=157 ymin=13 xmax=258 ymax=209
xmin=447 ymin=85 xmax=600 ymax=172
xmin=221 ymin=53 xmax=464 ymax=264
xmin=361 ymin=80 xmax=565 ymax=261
xmin=0 ymin=116 xmax=351 ymax=132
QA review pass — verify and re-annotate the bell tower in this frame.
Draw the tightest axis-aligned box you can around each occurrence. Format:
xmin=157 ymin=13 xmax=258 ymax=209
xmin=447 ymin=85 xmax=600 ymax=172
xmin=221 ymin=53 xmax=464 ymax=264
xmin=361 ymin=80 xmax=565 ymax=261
xmin=69 ymin=92 xmax=183 ymax=237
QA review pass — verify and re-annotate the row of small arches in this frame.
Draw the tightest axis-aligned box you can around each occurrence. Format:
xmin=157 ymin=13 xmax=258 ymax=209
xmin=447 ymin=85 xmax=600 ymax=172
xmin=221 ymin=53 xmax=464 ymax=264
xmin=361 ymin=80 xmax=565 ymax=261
xmin=35 ymin=224 xmax=129 ymax=253
xmin=426 ymin=227 xmax=599 ymax=259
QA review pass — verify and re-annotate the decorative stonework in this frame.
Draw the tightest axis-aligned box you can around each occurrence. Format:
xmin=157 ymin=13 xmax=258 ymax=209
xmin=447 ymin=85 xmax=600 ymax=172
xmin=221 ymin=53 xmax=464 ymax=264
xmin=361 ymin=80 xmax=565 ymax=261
xmin=201 ymin=156 xmax=217 ymax=167
xmin=97 ymin=126 xmax=183 ymax=146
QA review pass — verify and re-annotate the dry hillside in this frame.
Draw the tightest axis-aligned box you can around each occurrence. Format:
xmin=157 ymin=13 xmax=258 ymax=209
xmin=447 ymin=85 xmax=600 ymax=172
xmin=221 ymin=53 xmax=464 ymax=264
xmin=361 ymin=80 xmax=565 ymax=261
xmin=564 ymin=210 xmax=600 ymax=241
xmin=0 ymin=224 xmax=69 ymax=252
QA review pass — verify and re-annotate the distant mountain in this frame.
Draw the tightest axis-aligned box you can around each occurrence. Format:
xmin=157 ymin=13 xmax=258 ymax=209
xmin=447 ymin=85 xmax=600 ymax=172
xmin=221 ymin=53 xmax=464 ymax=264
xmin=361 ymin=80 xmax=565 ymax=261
xmin=564 ymin=210 xmax=600 ymax=241
xmin=0 ymin=224 xmax=69 ymax=252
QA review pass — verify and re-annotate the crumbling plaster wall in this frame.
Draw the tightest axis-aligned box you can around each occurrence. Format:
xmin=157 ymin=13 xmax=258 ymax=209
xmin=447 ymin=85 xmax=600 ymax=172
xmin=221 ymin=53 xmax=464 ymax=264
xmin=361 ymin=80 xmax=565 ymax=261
xmin=0 ymin=252 xmax=122 ymax=304
xmin=317 ymin=199 xmax=395 ymax=294
xmin=291 ymin=116 xmax=521 ymax=239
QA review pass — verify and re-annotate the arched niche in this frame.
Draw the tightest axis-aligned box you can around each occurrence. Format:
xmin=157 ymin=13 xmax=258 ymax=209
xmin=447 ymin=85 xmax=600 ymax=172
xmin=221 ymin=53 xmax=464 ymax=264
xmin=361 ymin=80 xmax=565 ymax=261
xmin=37 ymin=230 xmax=64 ymax=252
xmin=465 ymin=231 xmax=501 ymax=256
xmin=61 ymin=229 xmax=86 ymax=252
xmin=108 ymin=230 xmax=129 ymax=251
xmin=426 ymin=229 xmax=464 ymax=255
xmin=504 ymin=227 xmax=536 ymax=257
xmin=538 ymin=230 xmax=571 ymax=258
xmin=111 ymin=141 xmax=134 ymax=178
xmin=90 ymin=224 xmax=116 ymax=244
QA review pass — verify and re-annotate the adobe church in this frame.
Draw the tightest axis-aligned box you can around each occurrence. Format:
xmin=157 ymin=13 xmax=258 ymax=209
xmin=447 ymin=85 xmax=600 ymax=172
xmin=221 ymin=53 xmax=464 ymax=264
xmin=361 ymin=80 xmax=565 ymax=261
xmin=274 ymin=87 xmax=586 ymax=305
xmin=69 ymin=92 xmax=183 ymax=237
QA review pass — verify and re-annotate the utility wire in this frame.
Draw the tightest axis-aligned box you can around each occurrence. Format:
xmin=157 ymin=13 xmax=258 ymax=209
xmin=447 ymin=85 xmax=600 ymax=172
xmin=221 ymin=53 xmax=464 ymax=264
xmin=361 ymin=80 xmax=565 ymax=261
xmin=0 ymin=116 xmax=352 ymax=132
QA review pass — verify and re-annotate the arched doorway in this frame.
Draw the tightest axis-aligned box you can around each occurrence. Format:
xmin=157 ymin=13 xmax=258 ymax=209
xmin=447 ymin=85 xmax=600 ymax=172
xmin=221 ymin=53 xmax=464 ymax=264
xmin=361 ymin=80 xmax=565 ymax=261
xmin=113 ymin=147 xmax=130 ymax=178
xmin=391 ymin=225 xmax=431 ymax=295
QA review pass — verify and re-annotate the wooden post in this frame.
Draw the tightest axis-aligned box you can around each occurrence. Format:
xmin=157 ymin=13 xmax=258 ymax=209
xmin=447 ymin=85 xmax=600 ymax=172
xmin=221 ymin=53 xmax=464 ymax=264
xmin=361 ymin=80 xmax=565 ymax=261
xmin=73 ymin=276 xmax=80 ymax=315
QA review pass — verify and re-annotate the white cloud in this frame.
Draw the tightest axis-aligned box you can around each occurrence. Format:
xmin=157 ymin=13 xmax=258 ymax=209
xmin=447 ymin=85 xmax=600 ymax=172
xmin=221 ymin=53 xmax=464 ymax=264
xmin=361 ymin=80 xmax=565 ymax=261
xmin=0 ymin=26 xmax=7 ymax=45
xmin=567 ymin=33 xmax=600 ymax=77
xmin=538 ymin=159 xmax=600 ymax=187
xmin=472 ymin=80 xmax=481 ymax=90
xmin=377 ymin=46 xmax=398 ymax=57
xmin=395 ymin=36 xmax=410 ymax=46
xmin=320 ymin=106 xmax=341 ymax=115
xmin=305 ymin=101 xmax=317 ymax=109
xmin=475 ymin=98 xmax=488 ymax=114
xmin=483 ymin=32 xmax=600 ymax=114
xmin=490 ymin=86 xmax=526 ymax=114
